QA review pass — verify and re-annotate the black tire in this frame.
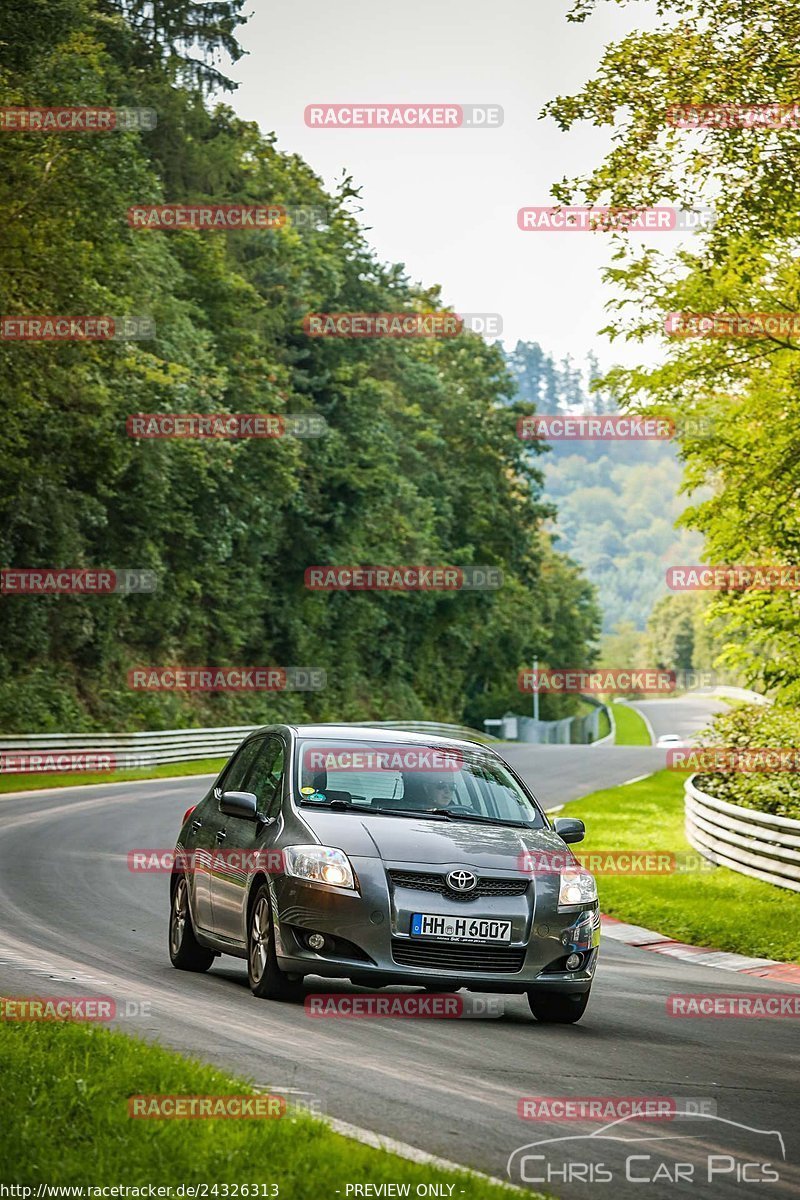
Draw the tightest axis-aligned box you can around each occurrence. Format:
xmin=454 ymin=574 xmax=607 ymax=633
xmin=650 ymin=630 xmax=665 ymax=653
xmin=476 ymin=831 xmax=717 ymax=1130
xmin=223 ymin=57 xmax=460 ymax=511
xmin=247 ymin=884 xmax=304 ymax=1001
xmin=169 ymin=875 xmax=215 ymax=972
xmin=527 ymin=988 xmax=590 ymax=1024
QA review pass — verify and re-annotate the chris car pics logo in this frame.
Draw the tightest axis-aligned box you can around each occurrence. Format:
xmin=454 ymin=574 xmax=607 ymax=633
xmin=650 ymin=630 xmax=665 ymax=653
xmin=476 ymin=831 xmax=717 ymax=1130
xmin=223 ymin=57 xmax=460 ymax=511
xmin=507 ymin=1111 xmax=785 ymax=1187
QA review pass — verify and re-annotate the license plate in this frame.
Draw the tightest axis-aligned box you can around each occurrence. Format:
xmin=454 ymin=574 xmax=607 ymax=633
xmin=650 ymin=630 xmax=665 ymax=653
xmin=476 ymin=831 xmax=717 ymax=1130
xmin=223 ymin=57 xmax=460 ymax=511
xmin=410 ymin=913 xmax=512 ymax=942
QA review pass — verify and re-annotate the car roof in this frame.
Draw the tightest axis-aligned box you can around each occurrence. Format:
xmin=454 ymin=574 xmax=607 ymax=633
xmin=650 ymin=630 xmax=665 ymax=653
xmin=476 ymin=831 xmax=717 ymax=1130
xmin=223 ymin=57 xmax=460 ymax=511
xmin=257 ymin=723 xmax=492 ymax=753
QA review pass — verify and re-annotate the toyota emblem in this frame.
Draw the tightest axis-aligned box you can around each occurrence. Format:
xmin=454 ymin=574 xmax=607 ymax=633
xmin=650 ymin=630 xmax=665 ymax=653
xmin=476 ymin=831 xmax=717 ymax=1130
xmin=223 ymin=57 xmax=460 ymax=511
xmin=446 ymin=869 xmax=478 ymax=893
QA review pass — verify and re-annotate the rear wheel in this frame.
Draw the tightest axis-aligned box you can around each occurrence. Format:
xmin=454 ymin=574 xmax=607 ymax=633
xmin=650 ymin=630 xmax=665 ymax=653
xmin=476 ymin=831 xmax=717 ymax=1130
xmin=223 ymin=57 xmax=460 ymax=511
xmin=247 ymin=885 xmax=304 ymax=1001
xmin=169 ymin=875 xmax=215 ymax=972
xmin=527 ymin=988 xmax=590 ymax=1024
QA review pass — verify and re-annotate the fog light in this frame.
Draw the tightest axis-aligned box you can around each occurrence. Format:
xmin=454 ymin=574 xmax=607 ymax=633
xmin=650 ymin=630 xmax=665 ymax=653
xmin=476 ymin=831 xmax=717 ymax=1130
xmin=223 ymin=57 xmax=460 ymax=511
xmin=565 ymin=953 xmax=582 ymax=971
xmin=307 ymin=933 xmax=326 ymax=951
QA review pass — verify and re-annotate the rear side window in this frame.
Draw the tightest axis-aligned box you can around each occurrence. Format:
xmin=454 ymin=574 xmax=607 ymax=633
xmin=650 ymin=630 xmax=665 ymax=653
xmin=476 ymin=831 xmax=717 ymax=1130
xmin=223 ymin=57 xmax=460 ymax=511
xmin=309 ymin=769 xmax=403 ymax=806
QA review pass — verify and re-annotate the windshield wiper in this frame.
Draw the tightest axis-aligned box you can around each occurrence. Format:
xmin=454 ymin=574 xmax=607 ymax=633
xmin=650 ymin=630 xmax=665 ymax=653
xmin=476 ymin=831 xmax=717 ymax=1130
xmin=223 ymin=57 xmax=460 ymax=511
xmin=299 ymin=798 xmax=359 ymax=811
xmin=297 ymin=801 xmax=530 ymax=826
xmin=381 ymin=811 xmax=532 ymax=830
xmin=369 ymin=806 xmax=449 ymax=820
xmin=299 ymin=800 xmax=449 ymax=820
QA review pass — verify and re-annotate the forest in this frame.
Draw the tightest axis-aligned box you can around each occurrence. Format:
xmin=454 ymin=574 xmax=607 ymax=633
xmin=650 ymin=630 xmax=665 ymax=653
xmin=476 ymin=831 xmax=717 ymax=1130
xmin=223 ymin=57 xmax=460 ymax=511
xmin=0 ymin=0 xmax=599 ymax=732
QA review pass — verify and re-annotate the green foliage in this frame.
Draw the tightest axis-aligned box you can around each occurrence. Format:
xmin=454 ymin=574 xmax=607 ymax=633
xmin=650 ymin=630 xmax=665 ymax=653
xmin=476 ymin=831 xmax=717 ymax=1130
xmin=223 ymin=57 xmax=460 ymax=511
xmin=569 ymin=770 xmax=800 ymax=962
xmin=544 ymin=0 xmax=800 ymax=699
xmin=0 ymin=1 xmax=600 ymax=732
xmin=0 ymin=1019 xmax=534 ymax=1194
xmin=646 ymin=594 xmax=698 ymax=671
xmin=610 ymin=700 xmax=652 ymax=745
xmin=598 ymin=620 xmax=647 ymax=671
xmin=99 ymin=0 xmax=249 ymax=92
xmin=695 ymin=703 xmax=800 ymax=821
xmin=0 ymin=756 xmax=227 ymax=793
xmin=464 ymin=536 xmax=601 ymax=726
xmin=644 ymin=591 xmax=743 ymax=679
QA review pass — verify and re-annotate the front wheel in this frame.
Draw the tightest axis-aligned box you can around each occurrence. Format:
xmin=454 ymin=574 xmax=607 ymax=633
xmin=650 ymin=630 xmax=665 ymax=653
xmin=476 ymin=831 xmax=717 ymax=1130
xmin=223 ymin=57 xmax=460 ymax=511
xmin=247 ymin=885 xmax=304 ymax=1001
xmin=169 ymin=875 xmax=215 ymax=972
xmin=527 ymin=988 xmax=590 ymax=1024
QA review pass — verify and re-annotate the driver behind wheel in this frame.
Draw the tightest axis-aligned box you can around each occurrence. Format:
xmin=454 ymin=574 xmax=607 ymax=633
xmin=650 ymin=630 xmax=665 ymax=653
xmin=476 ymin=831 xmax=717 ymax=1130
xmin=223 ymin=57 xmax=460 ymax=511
xmin=428 ymin=778 xmax=459 ymax=809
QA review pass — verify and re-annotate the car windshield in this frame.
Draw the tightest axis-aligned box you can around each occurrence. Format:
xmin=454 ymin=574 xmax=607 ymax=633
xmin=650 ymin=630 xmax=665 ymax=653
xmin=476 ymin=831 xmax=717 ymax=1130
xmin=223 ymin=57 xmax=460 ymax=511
xmin=293 ymin=738 xmax=545 ymax=828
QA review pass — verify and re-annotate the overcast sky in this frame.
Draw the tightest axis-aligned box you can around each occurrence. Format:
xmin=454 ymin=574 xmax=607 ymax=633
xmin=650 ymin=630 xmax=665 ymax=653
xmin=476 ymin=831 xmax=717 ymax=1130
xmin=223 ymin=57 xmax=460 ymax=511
xmin=226 ymin=0 xmax=665 ymax=373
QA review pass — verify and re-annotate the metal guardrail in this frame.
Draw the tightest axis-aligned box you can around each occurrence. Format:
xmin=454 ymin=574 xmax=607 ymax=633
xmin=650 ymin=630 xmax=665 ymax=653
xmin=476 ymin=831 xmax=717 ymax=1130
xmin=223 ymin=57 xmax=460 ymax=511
xmin=341 ymin=721 xmax=499 ymax=744
xmin=685 ymin=775 xmax=800 ymax=892
xmin=0 ymin=720 xmax=497 ymax=772
xmin=594 ymin=700 xmax=616 ymax=747
xmin=0 ymin=726 xmax=258 ymax=769
xmin=494 ymin=697 xmax=612 ymax=745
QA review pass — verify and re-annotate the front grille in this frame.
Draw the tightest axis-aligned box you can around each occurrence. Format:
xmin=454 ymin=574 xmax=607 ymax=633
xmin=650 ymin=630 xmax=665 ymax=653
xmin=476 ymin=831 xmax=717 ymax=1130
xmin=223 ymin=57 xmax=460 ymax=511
xmin=391 ymin=938 xmax=526 ymax=974
xmin=389 ymin=870 xmax=528 ymax=902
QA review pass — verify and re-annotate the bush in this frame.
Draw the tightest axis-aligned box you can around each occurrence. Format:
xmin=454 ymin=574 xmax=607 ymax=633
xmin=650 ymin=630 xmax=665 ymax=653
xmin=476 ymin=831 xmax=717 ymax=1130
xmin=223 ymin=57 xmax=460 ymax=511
xmin=695 ymin=703 xmax=800 ymax=821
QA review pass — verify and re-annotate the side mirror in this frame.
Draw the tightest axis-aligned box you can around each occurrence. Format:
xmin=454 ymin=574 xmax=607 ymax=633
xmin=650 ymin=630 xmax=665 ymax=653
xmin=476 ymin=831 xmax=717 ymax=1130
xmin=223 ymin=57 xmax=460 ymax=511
xmin=553 ymin=816 xmax=585 ymax=844
xmin=219 ymin=790 xmax=259 ymax=820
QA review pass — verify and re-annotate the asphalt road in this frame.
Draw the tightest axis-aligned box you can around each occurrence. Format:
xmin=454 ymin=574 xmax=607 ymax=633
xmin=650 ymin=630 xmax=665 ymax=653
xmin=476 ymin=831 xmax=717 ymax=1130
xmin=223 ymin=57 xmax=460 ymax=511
xmin=498 ymin=694 xmax=729 ymax=808
xmin=631 ymin=694 xmax=730 ymax=745
xmin=1 ymin=696 xmax=797 ymax=1200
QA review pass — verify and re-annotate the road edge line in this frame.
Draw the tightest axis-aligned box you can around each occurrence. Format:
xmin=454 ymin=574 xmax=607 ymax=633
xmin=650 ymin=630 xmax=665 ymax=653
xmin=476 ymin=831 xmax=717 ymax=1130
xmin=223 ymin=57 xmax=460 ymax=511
xmin=320 ymin=1114 xmax=524 ymax=1192
xmin=623 ymin=701 xmax=655 ymax=745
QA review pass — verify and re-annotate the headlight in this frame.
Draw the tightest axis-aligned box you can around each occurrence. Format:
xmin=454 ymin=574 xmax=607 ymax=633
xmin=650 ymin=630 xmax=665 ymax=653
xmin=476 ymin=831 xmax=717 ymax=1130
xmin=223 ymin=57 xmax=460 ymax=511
xmin=283 ymin=845 xmax=355 ymax=889
xmin=558 ymin=870 xmax=597 ymax=906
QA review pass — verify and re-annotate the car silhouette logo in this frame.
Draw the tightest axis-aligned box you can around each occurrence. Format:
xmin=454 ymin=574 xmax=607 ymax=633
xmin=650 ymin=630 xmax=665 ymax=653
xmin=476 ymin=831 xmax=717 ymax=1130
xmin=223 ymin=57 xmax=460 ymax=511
xmin=446 ymin=870 xmax=478 ymax=893
xmin=506 ymin=1111 xmax=787 ymax=1186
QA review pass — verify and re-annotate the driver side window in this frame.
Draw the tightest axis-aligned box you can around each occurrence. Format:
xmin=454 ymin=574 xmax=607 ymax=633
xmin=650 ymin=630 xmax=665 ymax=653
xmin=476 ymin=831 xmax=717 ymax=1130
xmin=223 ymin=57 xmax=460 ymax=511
xmin=244 ymin=736 xmax=286 ymax=818
xmin=219 ymin=736 xmax=265 ymax=799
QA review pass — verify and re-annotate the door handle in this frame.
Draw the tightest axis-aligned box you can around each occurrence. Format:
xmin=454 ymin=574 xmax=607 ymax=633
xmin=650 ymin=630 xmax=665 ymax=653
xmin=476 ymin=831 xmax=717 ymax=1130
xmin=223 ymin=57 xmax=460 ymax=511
xmin=191 ymin=819 xmax=203 ymax=831
xmin=216 ymin=829 xmax=227 ymax=844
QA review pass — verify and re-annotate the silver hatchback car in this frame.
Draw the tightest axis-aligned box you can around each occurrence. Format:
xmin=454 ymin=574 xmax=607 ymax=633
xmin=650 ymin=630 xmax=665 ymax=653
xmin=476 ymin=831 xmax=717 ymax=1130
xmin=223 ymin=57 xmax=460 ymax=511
xmin=169 ymin=724 xmax=600 ymax=1023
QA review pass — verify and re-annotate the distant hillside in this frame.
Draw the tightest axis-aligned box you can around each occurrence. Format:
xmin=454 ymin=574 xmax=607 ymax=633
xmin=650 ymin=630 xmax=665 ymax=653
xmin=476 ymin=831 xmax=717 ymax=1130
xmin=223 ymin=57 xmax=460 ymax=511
xmin=504 ymin=341 xmax=703 ymax=632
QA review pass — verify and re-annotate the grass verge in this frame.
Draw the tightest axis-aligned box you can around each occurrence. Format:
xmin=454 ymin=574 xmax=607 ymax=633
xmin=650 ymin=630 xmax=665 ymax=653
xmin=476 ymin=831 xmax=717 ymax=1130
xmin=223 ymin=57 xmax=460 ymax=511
xmin=0 ymin=758 xmax=227 ymax=795
xmin=609 ymin=701 xmax=652 ymax=746
xmin=0 ymin=1019 xmax=527 ymax=1194
xmin=568 ymin=769 xmax=800 ymax=963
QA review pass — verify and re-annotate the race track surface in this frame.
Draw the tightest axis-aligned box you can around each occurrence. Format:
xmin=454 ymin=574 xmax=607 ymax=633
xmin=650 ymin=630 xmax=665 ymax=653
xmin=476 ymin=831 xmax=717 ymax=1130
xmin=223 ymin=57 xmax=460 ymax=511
xmin=1 ymin=698 xmax=796 ymax=1198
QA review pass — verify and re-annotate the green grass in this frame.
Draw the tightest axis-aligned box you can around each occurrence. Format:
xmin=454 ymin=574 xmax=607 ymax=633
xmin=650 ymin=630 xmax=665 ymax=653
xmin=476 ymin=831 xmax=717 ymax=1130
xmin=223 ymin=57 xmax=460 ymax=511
xmin=0 ymin=1019 xmax=528 ymax=1194
xmin=0 ymin=757 xmax=227 ymax=795
xmin=568 ymin=769 xmax=800 ymax=963
xmin=609 ymin=701 xmax=652 ymax=745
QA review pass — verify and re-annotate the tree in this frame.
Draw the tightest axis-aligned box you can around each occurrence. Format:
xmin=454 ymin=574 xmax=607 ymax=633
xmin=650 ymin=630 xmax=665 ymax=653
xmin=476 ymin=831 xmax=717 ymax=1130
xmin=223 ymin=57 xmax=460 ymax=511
xmin=544 ymin=0 xmax=800 ymax=699
xmin=99 ymin=0 xmax=248 ymax=91
xmin=0 ymin=0 xmax=601 ymax=731
xmin=646 ymin=595 xmax=696 ymax=671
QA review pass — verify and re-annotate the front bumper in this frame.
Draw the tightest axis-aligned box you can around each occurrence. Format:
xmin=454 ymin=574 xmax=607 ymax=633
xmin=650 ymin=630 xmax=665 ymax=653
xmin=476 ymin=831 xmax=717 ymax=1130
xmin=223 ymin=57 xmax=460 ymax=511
xmin=271 ymin=855 xmax=600 ymax=992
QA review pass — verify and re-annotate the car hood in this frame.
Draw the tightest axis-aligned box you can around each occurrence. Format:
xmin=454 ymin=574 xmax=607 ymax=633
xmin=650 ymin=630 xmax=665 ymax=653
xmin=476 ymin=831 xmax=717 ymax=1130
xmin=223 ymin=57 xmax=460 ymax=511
xmin=295 ymin=809 xmax=579 ymax=871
